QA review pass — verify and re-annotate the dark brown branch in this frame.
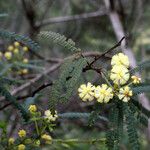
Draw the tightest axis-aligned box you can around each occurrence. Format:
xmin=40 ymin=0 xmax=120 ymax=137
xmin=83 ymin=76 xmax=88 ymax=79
xmin=0 ymin=82 xmax=53 ymax=111
xmin=83 ymin=36 xmax=125 ymax=72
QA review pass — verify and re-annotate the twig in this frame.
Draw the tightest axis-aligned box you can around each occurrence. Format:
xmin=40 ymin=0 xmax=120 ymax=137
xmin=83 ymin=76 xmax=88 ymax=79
xmin=89 ymin=36 xmax=125 ymax=66
xmin=53 ymin=138 xmax=106 ymax=144
xmin=36 ymin=10 xmax=107 ymax=27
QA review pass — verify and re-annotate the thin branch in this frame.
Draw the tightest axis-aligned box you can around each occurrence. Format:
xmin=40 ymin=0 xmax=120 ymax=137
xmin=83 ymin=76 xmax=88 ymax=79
xmin=36 ymin=10 xmax=107 ymax=27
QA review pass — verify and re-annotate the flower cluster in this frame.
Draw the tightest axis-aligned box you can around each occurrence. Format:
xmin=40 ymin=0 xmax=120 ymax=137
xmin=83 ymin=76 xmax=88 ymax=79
xmin=7 ymin=105 xmax=58 ymax=149
xmin=0 ymin=41 xmax=30 ymax=76
xmin=78 ymin=53 xmax=141 ymax=103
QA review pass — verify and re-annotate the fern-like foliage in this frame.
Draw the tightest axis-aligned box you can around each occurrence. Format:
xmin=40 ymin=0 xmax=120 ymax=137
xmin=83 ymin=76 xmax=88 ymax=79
xmin=59 ymin=112 xmax=108 ymax=122
xmin=131 ymin=99 xmax=150 ymax=118
xmin=38 ymin=31 xmax=81 ymax=52
xmin=88 ymin=103 xmax=103 ymax=126
xmin=0 ymin=29 xmax=40 ymax=51
xmin=132 ymin=83 xmax=150 ymax=94
xmin=0 ymin=86 xmax=30 ymax=122
xmin=130 ymin=60 xmax=150 ymax=74
xmin=106 ymin=103 xmax=120 ymax=150
xmin=123 ymin=103 xmax=140 ymax=150
xmin=49 ymin=56 xmax=87 ymax=113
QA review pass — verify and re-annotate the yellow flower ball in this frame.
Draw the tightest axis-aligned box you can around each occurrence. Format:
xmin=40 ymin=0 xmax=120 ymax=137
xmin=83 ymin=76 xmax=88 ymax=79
xmin=118 ymin=86 xmax=133 ymax=102
xmin=131 ymin=75 xmax=141 ymax=84
xmin=44 ymin=110 xmax=58 ymax=122
xmin=41 ymin=134 xmax=52 ymax=144
xmin=35 ymin=140 xmax=40 ymax=146
xmin=23 ymin=46 xmax=29 ymax=52
xmin=18 ymin=144 xmax=25 ymax=150
xmin=110 ymin=65 xmax=130 ymax=85
xmin=22 ymin=69 xmax=28 ymax=75
xmin=8 ymin=137 xmax=15 ymax=145
xmin=94 ymin=84 xmax=113 ymax=103
xmin=78 ymin=82 xmax=95 ymax=101
xmin=28 ymin=105 xmax=37 ymax=113
xmin=4 ymin=52 xmax=12 ymax=60
xmin=18 ymin=129 xmax=26 ymax=138
xmin=23 ymin=58 xmax=29 ymax=64
xmin=14 ymin=41 xmax=20 ymax=47
xmin=8 ymin=45 xmax=14 ymax=51
xmin=13 ymin=48 xmax=19 ymax=54
xmin=111 ymin=53 xmax=129 ymax=68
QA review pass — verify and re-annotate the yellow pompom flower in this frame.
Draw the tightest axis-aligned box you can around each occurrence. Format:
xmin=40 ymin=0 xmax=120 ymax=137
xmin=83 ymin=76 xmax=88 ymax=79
xmin=18 ymin=129 xmax=26 ymax=138
xmin=131 ymin=75 xmax=141 ymax=84
xmin=8 ymin=137 xmax=15 ymax=145
xmin=23 ymin=58 xmax=29 ymax=63
xmin=94 ymin=84 xmax=113 ymax=103
xmin=23 ymin=46 xmax=29 ymax=52
xmin=35 ymin=140 xmax=40 ymax=146
xmin=41 ymin=134 xmax=52 ymax=144
xmin=44 ymin=110 xmax=58 ymax=122
xmin=22 ymin=69 xmax=28 ymax=75
xmin=18 ymin=144 xmax=25 ymax=150
xmin=110 ymin=65 xmax=130 ymax=85
xmin=111 ymin=53 xmax=129 ymax=68
xmin=14 ymin=41 xmax=20 ymax=47
xmin=13 ymin=48 xmax=19 ymax=54
xmin=8 ymin=45 xmax=14 ymax=51
xmin=78 ymin=82 xmax=95 ymax=101
xmin=28 ymin=105 xmax=37 ymax=113
xmin=4 ymin=52 xmax=12 ymax=60
xmin=118 ymin=86 xmax=133 ymax=102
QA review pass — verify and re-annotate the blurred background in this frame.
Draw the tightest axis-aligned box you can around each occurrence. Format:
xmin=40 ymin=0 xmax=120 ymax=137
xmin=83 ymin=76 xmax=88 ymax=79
xmin=0 ymin=0 xmax=150 ymax=149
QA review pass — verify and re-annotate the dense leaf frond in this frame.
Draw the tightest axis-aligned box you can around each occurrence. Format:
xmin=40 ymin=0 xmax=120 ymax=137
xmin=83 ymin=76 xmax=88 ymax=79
xmin=38 ymin=31 xmax=81 ymax=52
xmin=0 ymin=86 xmax=29 ymax=122
xmin=123 ymin=103 xmax=140 ymax=150
xmin=49 ymin=56 xmax=87 ymax=113
xmin=0 ymin=29 xmax=40 ymax=51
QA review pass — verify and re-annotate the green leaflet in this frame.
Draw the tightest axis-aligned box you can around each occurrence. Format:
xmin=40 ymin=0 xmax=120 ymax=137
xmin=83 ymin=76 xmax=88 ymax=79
xmin=0 ymin=86 xmax=30 ymax=122
xmin=130 ymin=60 xmax=150 ymax=74
xmin=106 ymin=104 xmax=119 ymax=150
xmin=132 ymin=83 xmax=150 ymax=94
xmin=58 ymin=112 xmax=108 ymax=122
xmin=131 ymin=99 xmax=150 ymax=118
xmin=123 ymin=103 xmax=140 ymax=150
xmin=38 ymin=31 xmax=81 ymax=52
xmin=0 ymin=29 xmax=40 ymax=51
xmin=49 ymin=56 xmax=87 ymax=113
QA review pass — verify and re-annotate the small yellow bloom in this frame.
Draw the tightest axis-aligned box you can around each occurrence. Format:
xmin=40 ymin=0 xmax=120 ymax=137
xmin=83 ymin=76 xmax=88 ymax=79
xmin=23 ymin=46 xmax=29 ymax=52
xmin=110 ymin=65 xmax=130 ymax=85
xmin=111 ymin=53 xmax=129 ymax=68
xmin=28 ymin=105 xmax=37 ymax=113
xmin=35 ymin=140 xmax=40 ymax=146
xmin=18 ymin=129 xmax=26 ymax=138
xmin=44 ymin=110 xmax=58 ymax=122
xmin=78 ymin=82 xmax=95 ymax=101
xmin=95 ymin=84 xmax=113 ymax=103
xmin=131 ymin=75 xmax=141 ymax=84
xmin=13 ymin=48 xmax=19 ymax=54
xmin=22 ymin=69 xmax=28 ymax=75
xmin=23 ymin=58 xmax=29 ymax=64
xmin=18 ymin=144 xmax=25 ymax=150
xmin=8 ymin=45 xmax=14 ymax=51
xmin=41 ymin=134 xmax=52 ymax=144
xmin=8 ymin=137 xmax=15 ymax=145
xmin=118 ymin=86 xmax=133 ymax=102
xmin=14 ymin=41 xmax=20 ymax=47
xmin=4 ymin=52 xmax=12 ymax=60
